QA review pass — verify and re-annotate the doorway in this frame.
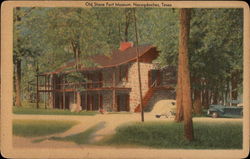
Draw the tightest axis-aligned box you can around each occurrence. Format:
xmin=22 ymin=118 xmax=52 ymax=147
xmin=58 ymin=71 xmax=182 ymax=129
xmin=148 ymin=70 xmax=161 ymax=87
xmin=116 ymin=94 xmax=129 ymax=111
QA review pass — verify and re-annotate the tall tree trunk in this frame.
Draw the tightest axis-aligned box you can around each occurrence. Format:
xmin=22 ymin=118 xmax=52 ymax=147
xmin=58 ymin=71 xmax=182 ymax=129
xmin=178 ymin=8 xmax=194 ymax=141
xmin=193 ymin=88 xmax=202 ymax=114
xmin=124 ymin=9 xmax=131 ymax=42
xmin=231 ymin=71 xmax=238 ymax=105
xmin=48 ymin=75 xmax=53 ymax=108
xmin=124 ymin=24 xmax=129 ymax=42
xmin=76 ymin=92 xmax=81 ymax=112
xmin=175 ymin=46 xmax=184 ymax=122
xmin=212 ymin=87 xmax=218 ymax=104
xmin=15 ymin=59 xmax=22 ymax=106
xmin=14 ymin=8 xmax=22 ymax=107
xmin=208 ymin=90 xmax=212 ymax=106
xmin=201 ymin=81 xmax=208 ymax=109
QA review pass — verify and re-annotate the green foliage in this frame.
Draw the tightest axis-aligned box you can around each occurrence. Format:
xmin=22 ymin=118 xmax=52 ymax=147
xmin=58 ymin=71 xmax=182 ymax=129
xmin=189 ymin=9 xmax=243 ymax=81
xmin=65 ymin=71 xmax=85 ymax=83
xmin=103 ymin=121 xmax=242 ymax=149
xmin=13 ymin=119 xmax=79 ymax=137
xmin=137 ymin=8 xmax=179 ymax=66
xmin=64 ymin=71 xmax=87 ymax=92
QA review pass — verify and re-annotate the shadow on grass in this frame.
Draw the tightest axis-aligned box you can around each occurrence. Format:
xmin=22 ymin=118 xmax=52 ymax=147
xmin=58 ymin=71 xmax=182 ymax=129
xmin=47 ymin=121 xmax=106 ymax=145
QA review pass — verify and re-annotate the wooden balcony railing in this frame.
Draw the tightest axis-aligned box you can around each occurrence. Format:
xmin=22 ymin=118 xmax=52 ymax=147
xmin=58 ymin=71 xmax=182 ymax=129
xmin=56 ymin=80 xmax=117 ymax=89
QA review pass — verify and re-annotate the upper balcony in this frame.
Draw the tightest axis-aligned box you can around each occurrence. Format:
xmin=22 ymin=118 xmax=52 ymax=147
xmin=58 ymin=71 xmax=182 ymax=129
xmin=38 ymin=79 xmax=131 ymax=92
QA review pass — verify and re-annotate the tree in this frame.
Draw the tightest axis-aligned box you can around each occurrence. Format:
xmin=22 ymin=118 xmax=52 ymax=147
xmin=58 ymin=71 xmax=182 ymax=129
xmin=13 ymin=7 xmax=37 ymax=106
xmin=178 ymin=8 xmax=194 ymax=141
xmin=188 ymin=9 xmax=243 ymax=108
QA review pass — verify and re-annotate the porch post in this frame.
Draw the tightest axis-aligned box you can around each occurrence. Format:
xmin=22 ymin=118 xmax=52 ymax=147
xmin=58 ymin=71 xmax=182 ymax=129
xmin=53 ymin=75 xmax=56 ymax=109
xmin=36 ymin=74 xmax=39 ymax=109
xmin=85 ymin=91 xmax=87 ymax=110
xmin=112 ymin=67 xmax=117 ymax=111
xmin=76 ymin=91 xmax=81 ymax=112
xmin=44 ymin=75 xmax=47 ymax=109
xmin=48 ymin=74 xmax=53 ymax=108
xmin=36 ymin=62 xmax=39 ymax=109
xmin=62 ymin=75 xmax=65 ymax=109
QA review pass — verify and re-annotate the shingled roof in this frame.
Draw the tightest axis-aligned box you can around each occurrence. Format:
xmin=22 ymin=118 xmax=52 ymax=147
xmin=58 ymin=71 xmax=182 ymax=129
xmin=42 ymin=44 xmax=157 ymax=75
xmin=91 ymin=44 xmax=154 ymax=67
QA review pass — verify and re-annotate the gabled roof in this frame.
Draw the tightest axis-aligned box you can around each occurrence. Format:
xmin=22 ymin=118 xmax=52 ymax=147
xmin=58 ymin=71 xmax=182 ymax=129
xmin=42 ymin=44 xmax=157 ymax=75
xmin=91 ymin=44 xmax=154 ymax=67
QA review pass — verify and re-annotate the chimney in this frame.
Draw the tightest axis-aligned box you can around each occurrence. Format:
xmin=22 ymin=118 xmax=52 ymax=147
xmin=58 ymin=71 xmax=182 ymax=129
xmin=119 ymin=42 xmax=133 ymax=51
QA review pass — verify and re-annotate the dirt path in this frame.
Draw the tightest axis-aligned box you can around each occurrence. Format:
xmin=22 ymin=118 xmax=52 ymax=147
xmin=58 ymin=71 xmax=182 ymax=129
xmin=12 ymin=113 xmax=242 ymax=148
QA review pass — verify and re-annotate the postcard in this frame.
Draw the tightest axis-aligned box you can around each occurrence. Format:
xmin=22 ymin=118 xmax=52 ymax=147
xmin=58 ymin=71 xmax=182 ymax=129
xmin=1 ymin=1 xmax=249 ymax=158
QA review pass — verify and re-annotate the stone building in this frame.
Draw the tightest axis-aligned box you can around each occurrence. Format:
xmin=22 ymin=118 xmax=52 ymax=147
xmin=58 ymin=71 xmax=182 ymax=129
xmin=37 ymin=42 xmax=176 ymax=112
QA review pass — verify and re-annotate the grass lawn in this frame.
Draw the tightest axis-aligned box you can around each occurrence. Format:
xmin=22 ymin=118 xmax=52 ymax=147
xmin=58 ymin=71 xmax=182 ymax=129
xmin=101 ymin=121 xmax=242 ymax=149
xmin=49 ymin=122 xmax=105 ymax=144
xmin=13 ymin=107 xmax=97 ymax=116
xmin=13 ymin=119 xmax=79 ymax=137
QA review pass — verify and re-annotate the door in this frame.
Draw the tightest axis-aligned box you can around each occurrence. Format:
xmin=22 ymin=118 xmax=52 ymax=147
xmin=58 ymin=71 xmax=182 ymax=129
xmin=87 ymin=94 xmax=91 ymax=110
xmin=116 ymin=94 xmax=129 ymax=111
xmin=148 ymin=70 xmax=161 ymax=87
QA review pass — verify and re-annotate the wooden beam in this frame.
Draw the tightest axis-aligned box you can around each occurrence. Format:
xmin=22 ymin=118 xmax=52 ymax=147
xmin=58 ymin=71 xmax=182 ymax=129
xmin=85 ymin=91 xmax=87 ymax=110
xmin=53 ymin=75 xmax=56 ymax=109
xmin=44 ymin=75 xmax=47 ymax=109
xmin=98 ymin=92 xmax=101 ymax=110
xmin=76 ymin=91 xmax=81 ymax=111
xmin=38 ymin=87 xmax=132 ymax=92
xmin=90 ymin=95 xmax=93 ymax=111
xmin=62 ymin=75 xmax=65 ymax=109
xmin=49 ymin=74 xmax=52 ymax=108
xmin=36 ymin=74 xmax=39 ymax=109
xmin=112 ymin=67 xmax=117 ymax=111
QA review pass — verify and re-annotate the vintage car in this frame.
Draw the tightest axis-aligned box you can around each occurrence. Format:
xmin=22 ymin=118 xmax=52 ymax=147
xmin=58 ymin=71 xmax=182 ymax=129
xmin=207 ymin=104 xmax=243 ymax=118
xmin=155 ymin=110 xmax=176 ymax=118
xmin=154 ymin=100 xmax=176 ymax=118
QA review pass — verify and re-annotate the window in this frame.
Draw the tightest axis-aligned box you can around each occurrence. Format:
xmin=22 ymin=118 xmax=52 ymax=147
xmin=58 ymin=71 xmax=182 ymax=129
xmin=119 ymin=65 xmax=128 ymax=82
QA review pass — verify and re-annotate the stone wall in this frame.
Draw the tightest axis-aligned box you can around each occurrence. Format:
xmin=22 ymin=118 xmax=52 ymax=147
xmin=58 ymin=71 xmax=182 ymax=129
xmin=127 ymin=62 xmax=154 ymax=111
xmin=102 ymin=90 xmax=113 ymax=111
xmin=100 ymin=62 xmax=154 ymax=112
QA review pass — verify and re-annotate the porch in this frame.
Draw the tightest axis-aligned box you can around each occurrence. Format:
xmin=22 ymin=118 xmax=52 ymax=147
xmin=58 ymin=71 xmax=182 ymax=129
xmin=50 ymin=90 xmax=130 ymax=112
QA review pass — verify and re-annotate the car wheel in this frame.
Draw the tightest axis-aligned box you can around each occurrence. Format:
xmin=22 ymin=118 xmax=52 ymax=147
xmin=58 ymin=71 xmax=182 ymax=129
xmin=155 ymin=115 xmax=161 ymax=118
xmin=212 ymin=112 xmax=219 ymax=118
